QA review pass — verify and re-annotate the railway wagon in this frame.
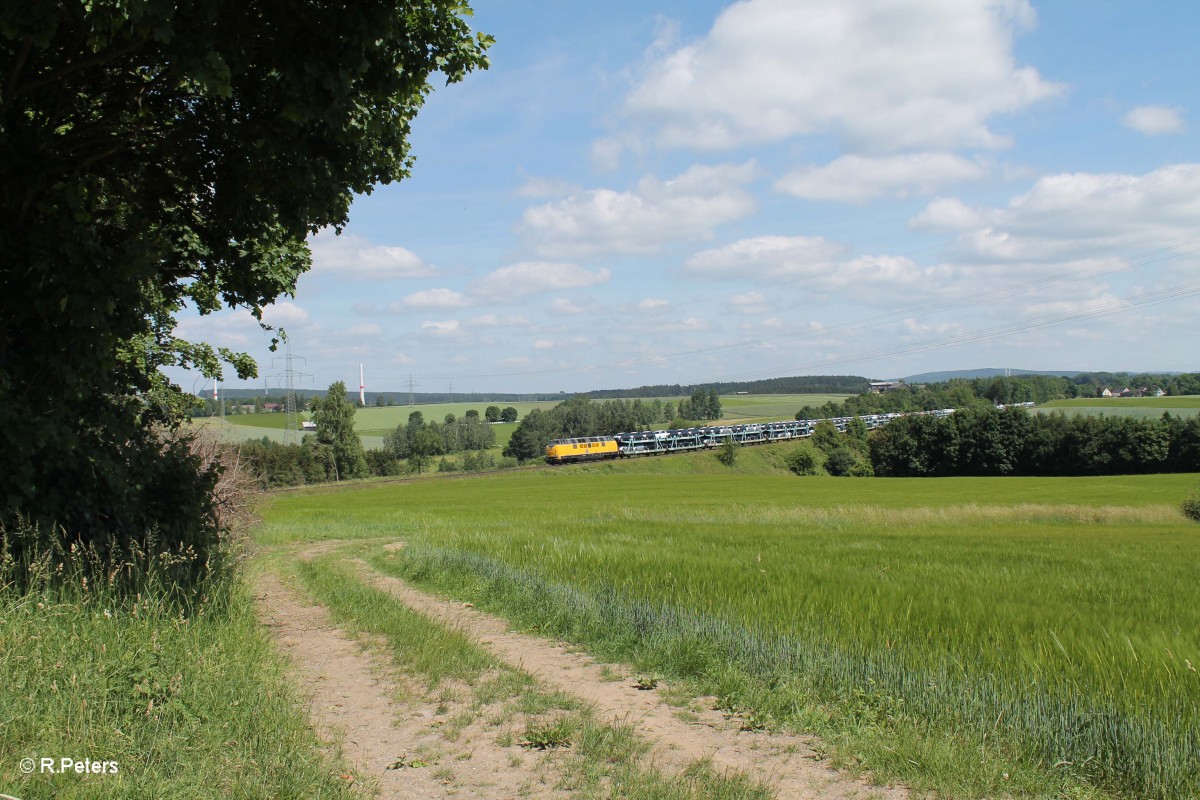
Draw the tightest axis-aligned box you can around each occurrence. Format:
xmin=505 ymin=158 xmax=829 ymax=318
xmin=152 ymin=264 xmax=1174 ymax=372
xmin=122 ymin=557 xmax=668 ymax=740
xmin=543 ymin=409 xmax=955 ymax=464
xmin=544 ymin=436 xmax=620 ymax=464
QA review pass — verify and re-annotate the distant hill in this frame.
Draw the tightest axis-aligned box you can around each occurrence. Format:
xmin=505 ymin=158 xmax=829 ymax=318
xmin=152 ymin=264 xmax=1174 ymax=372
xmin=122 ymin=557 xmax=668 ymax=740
xmin=902 ymin=368 xmax=1081 ymax=383
xmin=586 ymin=375 xmax=869 ymax=398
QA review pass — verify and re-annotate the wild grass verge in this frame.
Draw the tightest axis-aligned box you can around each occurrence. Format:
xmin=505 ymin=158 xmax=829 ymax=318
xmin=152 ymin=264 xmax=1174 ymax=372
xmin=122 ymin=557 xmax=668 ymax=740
xmin=0 ymin=543 xmax=356 ymax=799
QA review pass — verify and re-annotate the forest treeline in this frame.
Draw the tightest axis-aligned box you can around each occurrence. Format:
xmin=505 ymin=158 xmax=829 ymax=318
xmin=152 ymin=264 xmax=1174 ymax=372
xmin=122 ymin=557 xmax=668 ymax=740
xmin=797 ymin=373 xmax=1200 ymax=419
xmin=870 ymin=405 xmax=1200 ymax=477
xmin=503 ymin=392 xmax=721 ymax=462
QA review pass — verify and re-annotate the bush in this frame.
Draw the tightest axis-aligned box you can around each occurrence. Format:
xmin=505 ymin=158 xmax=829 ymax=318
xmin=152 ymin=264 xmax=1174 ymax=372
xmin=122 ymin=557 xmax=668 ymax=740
xmin=784 ymin=447 xmax=820 ymax=475
xmin=1183 ymin=489 xmax=1200 ymax=522
xmin=716 ymin=440 xmax=739 ymax=467
xmin=824 ymin=447 xmax=860 ymax=477
xmin=848 ymin=460 xmax=876 ymax=478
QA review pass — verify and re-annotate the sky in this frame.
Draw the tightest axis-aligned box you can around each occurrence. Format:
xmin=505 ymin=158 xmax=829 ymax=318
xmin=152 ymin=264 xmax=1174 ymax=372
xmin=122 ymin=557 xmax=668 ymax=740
xmin=173 ymin=0 xmax=1200 ymax=395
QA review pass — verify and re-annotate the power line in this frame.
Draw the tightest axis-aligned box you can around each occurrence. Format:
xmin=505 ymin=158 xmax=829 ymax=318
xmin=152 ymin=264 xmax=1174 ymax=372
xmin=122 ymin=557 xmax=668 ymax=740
xmin=268 ymin=340 xmax=312 ymax=443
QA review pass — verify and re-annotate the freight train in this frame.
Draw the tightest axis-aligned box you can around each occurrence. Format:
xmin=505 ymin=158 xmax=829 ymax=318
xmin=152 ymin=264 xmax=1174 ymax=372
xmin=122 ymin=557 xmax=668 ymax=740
xmin=544 ymin=409 xmax=956 ymax=464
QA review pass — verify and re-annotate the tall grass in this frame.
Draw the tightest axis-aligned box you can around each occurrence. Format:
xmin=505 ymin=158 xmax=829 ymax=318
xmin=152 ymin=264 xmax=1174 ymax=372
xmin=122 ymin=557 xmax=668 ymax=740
xmin=0 ymin=528 xmax=356 ymax=799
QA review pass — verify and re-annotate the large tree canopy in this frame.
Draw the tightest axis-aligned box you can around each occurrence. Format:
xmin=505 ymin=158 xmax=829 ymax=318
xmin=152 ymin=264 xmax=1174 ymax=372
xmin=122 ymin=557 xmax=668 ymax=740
xmin=0 ymin=1 xmax=490 ymax=553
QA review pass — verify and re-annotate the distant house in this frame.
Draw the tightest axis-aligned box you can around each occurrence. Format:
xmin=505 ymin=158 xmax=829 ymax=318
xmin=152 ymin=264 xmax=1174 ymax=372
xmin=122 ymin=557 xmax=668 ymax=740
xmin=264 ymin=403 xmax=281 ymax=412
xmin=1154 ymin=388 xmax=1167 ymax=397
xmin=869 ymin=381 xmax=905 ymax=394
xmin=1099 ymin=387 xmax=1113 ymax=397
xmin=300 ymin=421 xmax=316 ymax=431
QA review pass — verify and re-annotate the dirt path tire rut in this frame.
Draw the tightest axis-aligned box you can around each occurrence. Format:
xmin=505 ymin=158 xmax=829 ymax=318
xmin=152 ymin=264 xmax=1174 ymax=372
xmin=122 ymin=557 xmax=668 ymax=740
xmin=257 ymin=547 xmax=912 ymax=799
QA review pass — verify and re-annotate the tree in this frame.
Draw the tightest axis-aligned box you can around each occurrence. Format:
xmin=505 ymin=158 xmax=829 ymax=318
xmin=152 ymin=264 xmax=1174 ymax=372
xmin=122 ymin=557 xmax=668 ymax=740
xmin=500 ymin=406 xmax=519 ymax=423
xmin=485 ymin=405 xmax=501 ymax=423
xmin=407 ymin=428 xmax=442 ymax=475
xmin=465 ymin=409 xmax=480 ymax=422
xmin=810 ymin=420 xmax=842 ymax=454
xmin=0 ymin=2 xmax=491 ymax=570
xmin=824 ymin=447 xmax=859 ymax=477
xmin=784 ymin=447 xmax=820 ymax=475
xmin=310 ymin=382 xmax=368 ymax=480
xmin=716 ymin=439 xmax=739 ymax=467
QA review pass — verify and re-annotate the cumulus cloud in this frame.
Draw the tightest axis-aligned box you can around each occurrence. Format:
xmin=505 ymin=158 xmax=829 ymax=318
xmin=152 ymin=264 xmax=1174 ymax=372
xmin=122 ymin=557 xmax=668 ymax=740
xmin=308 ymin=230 xmax=435 ymax=280
xmin=728 ymin=291 xmax=772 ymax=315
xmin=396 ymin=288 xmax=471 ymax=309
xmin=911 ymin=163 xmax=1200 ymax=262
xmin=418 ymin=319 xmax=468 ymax=340
xmin=623 ymin=0 xmax=1060 ymax=152
xmin=546 ymin=297 xmax=604 ymax=316
xmin=908 ymin=196 xmax=985 ymax=230
xmin=638 ymin=298 xmax=671 ymax=312
xmin=684 ymin=235 xmax=847 ymax=280
xmin=776 ymin=153 xmax=988 ymax=203
xmin=521 ymin=162 xmax=757 ymax=258
xmin=261 ymin=301 xmax=310 ymax=327
xmin=472 ymin=262 xmax=611 ymax=300
xmin=1121 ymin=105 xmax=1184 ymax=136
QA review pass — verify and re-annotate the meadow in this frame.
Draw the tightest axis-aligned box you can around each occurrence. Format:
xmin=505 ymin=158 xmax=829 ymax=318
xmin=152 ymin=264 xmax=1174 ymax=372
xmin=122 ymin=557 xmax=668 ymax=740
xmin=718 ymin=393 xmax=848 ymax=420
xmin=258 ymin=467 xmax=1200 ymax=799
xmin=1038 ymin=395 xmax=1200 ymax=419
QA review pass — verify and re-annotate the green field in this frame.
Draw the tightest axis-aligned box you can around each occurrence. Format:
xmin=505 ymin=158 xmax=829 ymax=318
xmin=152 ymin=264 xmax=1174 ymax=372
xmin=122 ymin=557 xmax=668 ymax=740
xmin=719 ymin=393 xmax=848 ymax=420
xmin=1038 ymin=396 xmax=1200 ymax=419
xmin=259 ymin=469 xmax=1200 ymax=799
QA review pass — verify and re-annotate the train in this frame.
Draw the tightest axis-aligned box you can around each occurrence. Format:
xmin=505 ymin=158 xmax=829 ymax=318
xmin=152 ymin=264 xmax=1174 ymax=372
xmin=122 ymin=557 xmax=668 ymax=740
xmin=544 ymin=409 xmax=957 ymax=464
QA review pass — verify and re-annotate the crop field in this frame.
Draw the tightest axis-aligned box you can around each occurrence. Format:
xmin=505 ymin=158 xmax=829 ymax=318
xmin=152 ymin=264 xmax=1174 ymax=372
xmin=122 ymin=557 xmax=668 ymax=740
xmin=258 ymin=470 xmax=1200 ymax=799
xmin=1038 ymin=396 xmax=1200 ymax=419
xmin=720 ymin=393 xmax=849 ymax=419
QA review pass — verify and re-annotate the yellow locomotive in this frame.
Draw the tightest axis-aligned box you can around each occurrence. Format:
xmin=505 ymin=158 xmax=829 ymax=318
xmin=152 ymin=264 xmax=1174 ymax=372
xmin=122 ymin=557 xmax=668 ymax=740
xmin=544 ymin=436 xmax=620 ymax=464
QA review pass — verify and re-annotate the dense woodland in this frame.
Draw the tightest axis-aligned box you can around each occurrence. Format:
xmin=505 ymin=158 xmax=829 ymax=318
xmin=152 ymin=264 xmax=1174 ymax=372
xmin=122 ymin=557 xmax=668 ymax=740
xmin=870 ymin=405 xmax=1200 ymax=477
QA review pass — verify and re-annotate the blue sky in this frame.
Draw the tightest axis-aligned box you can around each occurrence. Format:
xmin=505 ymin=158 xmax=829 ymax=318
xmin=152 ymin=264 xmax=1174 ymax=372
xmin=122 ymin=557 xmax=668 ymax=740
xmin=175 ymin=0 xmax=1200 ymax=395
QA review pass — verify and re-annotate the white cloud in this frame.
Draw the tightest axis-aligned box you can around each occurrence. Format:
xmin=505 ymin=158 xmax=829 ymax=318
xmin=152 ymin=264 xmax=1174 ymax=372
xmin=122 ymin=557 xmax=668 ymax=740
xmin=622 ymin=0 xmax=1060 ymax=153
xmin=909 ymin=197 xmax=985 ymax=230
xmin=776 ymin=153 xmax=988 ymax=203
xmin=397 ymin=288 xmax=471 ymax=309
xmin=392 ymin=353 xmax=415 ymax=366
xmin=418 ymin=319 xmax=468 ymax=340
xmin=546 ymin=297 xmax=604 ymax=316
xmin=473 ymin=262 xmax=611 ymax=300
xmin=261 ymin=301 xmax=310 ymax=327
xmin=532 ymin=340 xmax=556 ymax=350
xmin=465 ymin=314 xmax=531 ymax=328
xmin=728 ymin=291 xmax=772 ymax=315
xmin=521 ymin=162 xmax=757 ymax=258
xmin=913 ymin=163 xmax=1200 ymax=262
xmin=1122 ymin=105 xmax=1184 ymax=136
xmin=308 ymin=230 xmax=435 ymax=280
xmin=684 ymin=235 xmax=847 ymax=280
xmin=627 ymin=316 xmax=711 ymax=335
xmin=638 ymin=298 xmax=670 ymax=312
